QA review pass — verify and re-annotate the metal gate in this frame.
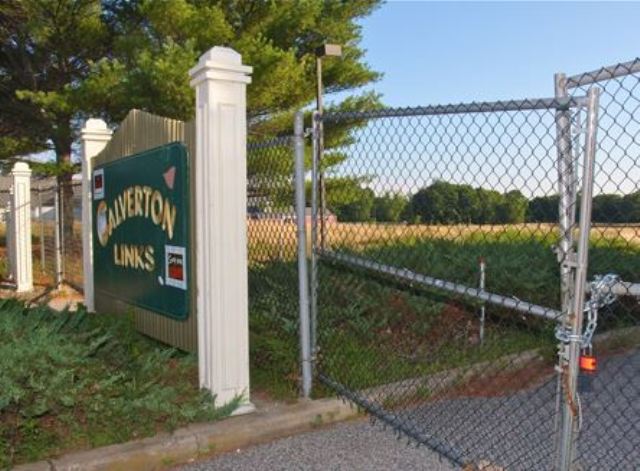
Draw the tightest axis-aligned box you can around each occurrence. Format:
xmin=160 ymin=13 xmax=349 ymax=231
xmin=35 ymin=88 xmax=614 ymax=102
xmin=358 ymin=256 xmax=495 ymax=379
xmin=308 ymin=89 xmax=607 ymax=469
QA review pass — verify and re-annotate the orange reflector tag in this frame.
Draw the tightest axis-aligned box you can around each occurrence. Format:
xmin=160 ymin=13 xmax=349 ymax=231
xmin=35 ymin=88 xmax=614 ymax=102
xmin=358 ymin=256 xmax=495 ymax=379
xmin=580 ymin=355 xmax=597 ymax=372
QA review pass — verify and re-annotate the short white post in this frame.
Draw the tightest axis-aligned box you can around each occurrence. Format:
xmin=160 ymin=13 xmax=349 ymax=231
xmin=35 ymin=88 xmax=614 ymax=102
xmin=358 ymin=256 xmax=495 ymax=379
xmin=9 ymin=162 xmax=33 ymax=292
xmin=189 ymin=47 xmax=254 ymax=413
xmin=80 ymin=119 xmax=112 ymax=311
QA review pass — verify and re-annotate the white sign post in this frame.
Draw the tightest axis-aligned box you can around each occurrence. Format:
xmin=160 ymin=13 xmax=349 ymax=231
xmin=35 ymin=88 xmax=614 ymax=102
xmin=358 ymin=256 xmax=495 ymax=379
xmin=80 ymin=118 xmax=113 ymax=312
xmin=9 ymin=162 xmax=33 ymax=293
xmin=189 ymin=47 xmax=254 ymax=413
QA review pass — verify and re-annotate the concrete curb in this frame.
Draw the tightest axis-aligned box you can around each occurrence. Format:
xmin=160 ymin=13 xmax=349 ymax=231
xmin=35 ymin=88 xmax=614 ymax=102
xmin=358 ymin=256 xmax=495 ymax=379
xmin=13 ymin=398 xmax=360 ymax=471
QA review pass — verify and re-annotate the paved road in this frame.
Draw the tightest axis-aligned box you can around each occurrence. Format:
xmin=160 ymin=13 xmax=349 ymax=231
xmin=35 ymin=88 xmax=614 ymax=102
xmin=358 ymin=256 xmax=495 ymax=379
xmin=179 ymin=420 xmax=456 ymax=471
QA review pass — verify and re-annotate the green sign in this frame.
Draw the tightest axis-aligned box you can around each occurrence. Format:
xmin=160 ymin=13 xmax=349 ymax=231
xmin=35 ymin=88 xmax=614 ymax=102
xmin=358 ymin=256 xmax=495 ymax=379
xmin=93 ymin=142 xmax=190 ymax=320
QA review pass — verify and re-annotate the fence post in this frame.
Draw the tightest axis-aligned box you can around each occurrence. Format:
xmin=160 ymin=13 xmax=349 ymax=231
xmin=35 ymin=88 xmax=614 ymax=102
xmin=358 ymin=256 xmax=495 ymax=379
xmin=9 ymin=162 xmax=33 ymax=292
xmin=59 ymin=183 xmax=66 ymax=283
xmin=80 ymin=118 xmax=113 ymax=312
xmin=554 ymin=73 xmax=577 ymax=336
xmin=189 ymin=46 xmax=254 ymax=413
xmin=318 ymin=113 xmax=327 ymax=251
xmin=553 ymin=73 xmax=578 ymax=469
xmin=478 ymin=257 xmax=486 ymax=346
xmin=53 ymin=189 xmax=62 ymax=288
xmin=310 ymin=111 xmax=320 ymax=357
xmin=38 ymin=183 xmax=45 ymax=272
xmin=294 ymin=111 xmax=312 ymax=398
xmin=557 ymin=87 xmax=601 ymax=471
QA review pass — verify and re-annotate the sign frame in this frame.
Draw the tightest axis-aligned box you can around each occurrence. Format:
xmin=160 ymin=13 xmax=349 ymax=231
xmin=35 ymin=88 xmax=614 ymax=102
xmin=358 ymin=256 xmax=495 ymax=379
xmin=92 ymin=142 xmax=191 ymax=320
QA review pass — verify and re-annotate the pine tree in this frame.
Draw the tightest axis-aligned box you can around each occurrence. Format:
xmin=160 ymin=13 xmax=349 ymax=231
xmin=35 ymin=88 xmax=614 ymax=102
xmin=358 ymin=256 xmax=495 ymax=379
xmin=1 ymin=0 xmax=383 ymax=235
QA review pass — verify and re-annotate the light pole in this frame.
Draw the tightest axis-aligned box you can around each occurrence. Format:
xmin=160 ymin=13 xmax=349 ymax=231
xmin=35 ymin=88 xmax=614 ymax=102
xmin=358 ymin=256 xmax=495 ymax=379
xmin=315 ymin=44 xmax=342 ymax=249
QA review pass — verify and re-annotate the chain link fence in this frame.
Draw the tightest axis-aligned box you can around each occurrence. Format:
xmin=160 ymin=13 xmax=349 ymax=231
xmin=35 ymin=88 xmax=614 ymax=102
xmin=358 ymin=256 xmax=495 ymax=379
xmin=246 ymin=136 xmax=305 ymax=398
xmin=30 ymin=180 xmax=83 ymax=291
xmin=313 ymin=98 xmax=586 ymax=469
xmin=560 ymin=59 xmax=640 ymax=470
xmin=58 ymin=180 xmax=83 ymax=290
xmin=30 ymin=182 xmax=59 ymax=287
xmin=308 ymin=72 xmax=639 ymax=467
xmin=0 ymin=177 xmax=83 ymax=294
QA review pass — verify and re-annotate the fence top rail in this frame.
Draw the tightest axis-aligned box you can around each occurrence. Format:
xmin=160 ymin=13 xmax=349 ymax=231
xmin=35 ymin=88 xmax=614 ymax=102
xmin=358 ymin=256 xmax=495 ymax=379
xmin=319 ymin=96 xmax=587 ymax=123
xmin=28 ymin=182 xmax=82 ymax=194
xmin=248 ymin=135 xmax=292 ymax=152
xmin=566 ymin=58 xmax=640 ymax=89
xmin=32 ymin=185 xmax=58 ymax=193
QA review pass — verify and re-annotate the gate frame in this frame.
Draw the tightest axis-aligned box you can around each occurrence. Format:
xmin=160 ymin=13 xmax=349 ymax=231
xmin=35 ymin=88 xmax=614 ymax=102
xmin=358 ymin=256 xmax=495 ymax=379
xmin=554 ymin=84 xmax=602 ymax=470
xmin=309 ymin=90 xmax=602 ymax=469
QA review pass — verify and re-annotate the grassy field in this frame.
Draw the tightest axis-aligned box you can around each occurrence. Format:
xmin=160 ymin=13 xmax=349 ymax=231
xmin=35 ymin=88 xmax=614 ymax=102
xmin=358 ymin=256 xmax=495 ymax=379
xmin=248 ymin=220 xmax=640 ymax=398
xmin=249 ymin=219 xmax=640 ymax=256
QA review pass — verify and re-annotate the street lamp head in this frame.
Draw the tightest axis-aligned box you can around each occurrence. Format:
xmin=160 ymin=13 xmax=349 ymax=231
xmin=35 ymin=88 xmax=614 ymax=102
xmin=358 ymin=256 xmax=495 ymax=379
xmin=315 ymin=44 xmax=342 ymax=58
xmin=315 ymin=43 xmax=342 ymax=114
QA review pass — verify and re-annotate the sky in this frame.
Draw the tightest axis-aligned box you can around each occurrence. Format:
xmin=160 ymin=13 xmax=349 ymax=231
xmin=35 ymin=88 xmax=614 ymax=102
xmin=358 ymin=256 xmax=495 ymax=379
xmin=354 ymin=1 xmax=640 ymax=106
xmin=325 ymin=1 xmax=640 ymax=197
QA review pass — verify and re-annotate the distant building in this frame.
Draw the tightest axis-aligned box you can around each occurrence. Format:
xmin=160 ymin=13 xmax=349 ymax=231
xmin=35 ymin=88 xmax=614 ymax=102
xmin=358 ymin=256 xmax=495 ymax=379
xmin=247 ymin=206 xmax=337 ymax=225
xmin=304 ymin=207 xmax=337 ymax=225
xmin=0 ymin=173 xmax=82 ymax=222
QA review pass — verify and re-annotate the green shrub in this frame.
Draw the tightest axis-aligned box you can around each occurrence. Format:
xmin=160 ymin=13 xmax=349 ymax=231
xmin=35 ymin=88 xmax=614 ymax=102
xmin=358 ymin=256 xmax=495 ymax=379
xmin=0 ymin=300 xmax=238 ymax=467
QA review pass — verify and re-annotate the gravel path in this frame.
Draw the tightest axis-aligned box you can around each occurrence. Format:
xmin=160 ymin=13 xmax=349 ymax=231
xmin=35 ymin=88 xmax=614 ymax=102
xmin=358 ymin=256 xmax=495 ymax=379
xmin=179 ymin=420 xmax=456 ymax=471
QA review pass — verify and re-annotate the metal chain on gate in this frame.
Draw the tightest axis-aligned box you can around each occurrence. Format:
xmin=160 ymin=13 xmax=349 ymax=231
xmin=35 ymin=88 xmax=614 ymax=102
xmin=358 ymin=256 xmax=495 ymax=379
xmin=555 ymin=273 xmax=620 ymax=349
xmin=554 ymin=273 xmax=620 ymax=434
xmin=583 ymin=274 xmax=619 ymax=348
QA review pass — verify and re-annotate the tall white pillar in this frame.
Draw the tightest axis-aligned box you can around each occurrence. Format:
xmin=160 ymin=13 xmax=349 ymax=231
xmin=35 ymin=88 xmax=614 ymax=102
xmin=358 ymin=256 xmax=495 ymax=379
xmin=189 ymin=47 xmax=254 ymax=413
xmin=9 ymin=162 xmax=33 ymax=292
xmin=80 ymin=119 xmax=112 ymax=311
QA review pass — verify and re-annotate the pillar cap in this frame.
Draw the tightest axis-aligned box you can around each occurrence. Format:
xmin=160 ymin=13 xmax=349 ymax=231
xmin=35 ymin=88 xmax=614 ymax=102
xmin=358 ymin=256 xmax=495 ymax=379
xmin=81 ymin=118 xmax=113 ymax=140
xmin=11 ymin=162 xmax=31 ymax=176
xmin=189 ymin=46 xmax=252 ymax=87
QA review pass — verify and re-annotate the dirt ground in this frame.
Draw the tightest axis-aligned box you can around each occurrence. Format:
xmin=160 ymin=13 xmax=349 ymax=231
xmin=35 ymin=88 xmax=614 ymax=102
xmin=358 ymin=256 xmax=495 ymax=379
xmin=0 ymin=278 xmax=84 ymax=312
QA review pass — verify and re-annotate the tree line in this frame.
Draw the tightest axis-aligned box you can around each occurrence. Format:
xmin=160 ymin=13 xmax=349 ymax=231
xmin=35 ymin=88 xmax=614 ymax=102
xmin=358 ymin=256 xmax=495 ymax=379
xmin=528 ymin=192 xmax=640 ymax=223
xmin=325 ymin=179 xmax=640 ymax=224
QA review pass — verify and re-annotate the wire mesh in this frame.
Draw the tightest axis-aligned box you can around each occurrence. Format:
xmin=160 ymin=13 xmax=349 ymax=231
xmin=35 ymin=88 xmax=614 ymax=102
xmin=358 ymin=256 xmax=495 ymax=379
xmin=30 ymin=182 xmax=58 ymax=288
xmin=26 ymin=180 xmax=84 ymax=291
xmin=313 ymin=97 xmax=601 ymax=469
xmin=58 ymin=180 xmax=84 ymax=290
xmin=563 ymin=59 xmax=640 ymax=470
xmin=246 ymin=136 xmax=304 ymax=398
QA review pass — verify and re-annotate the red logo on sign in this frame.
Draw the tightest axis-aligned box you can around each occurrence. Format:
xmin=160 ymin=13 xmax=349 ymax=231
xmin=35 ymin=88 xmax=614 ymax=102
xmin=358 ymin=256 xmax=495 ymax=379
xmin=168 ymin=253 xmax=184 ymax=281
